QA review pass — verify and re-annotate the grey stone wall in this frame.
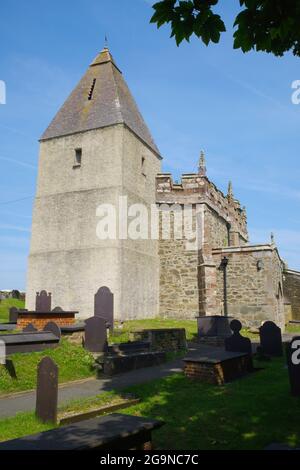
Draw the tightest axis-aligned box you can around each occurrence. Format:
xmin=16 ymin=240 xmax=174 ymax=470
xmin=283 ymin=270 xmax=300 ymax=320
xmin=213 ymin=245 xmax=285 ymax=329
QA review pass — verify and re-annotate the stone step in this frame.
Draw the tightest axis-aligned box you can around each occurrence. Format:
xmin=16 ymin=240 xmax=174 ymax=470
xmin=96 ymin=351 xmax=166 ymax=376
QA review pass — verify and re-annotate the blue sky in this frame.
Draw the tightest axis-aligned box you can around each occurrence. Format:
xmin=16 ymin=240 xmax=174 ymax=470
xmin=1 ymin=0 xmax=300 ymax=290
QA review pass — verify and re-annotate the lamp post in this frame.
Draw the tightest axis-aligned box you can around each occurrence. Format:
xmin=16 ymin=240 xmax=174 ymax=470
xmin=220 ymin=257 xmax=229 ymax=317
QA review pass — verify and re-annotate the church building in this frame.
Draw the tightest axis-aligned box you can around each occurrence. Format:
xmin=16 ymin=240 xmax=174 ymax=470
xmin=26 ymin=47 xmax=300 ymax=329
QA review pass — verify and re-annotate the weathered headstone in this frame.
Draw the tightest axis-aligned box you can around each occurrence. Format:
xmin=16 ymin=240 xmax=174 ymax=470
xmin=225 ymin=320 xmax=252 ymax=355
xmin=286 ymin=336 xmax=300 ymax=396
xmin=94 ymin=286 xmax=114 ymax=329
xmin=44 ymin=322 xmax=61 ymax=339
xmin=35 ymin=290 xmax=52 ymax=312
xmin=259 ymin=321 xmax=283 ymax=357
xmin=52 ymin=307 xmax=63 ymax=313
xmin=9 ymin=307 xmax=18 ymax=323
xmin=36 ymin=357 xmax=58 ymax=424
xmin=23 ymin=323 xmax=38 ymax=333
xmin=85 ymin=316 xmax=108 ymax=353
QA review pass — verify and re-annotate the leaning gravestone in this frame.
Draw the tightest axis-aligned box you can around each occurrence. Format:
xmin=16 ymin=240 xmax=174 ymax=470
xmin=35 ymin=290 xmax=52 ymax=312
xmin=9 ymin=307 xmax=18 ymax=324
xmin=94 ymin=287 xmax=114 ymax=330
xmin=286 ymin=336 xmax=300 ymax=396
xmin=36 ymin=357 xmax=58 ymax=424
xmin=85 ymin=316 xmax=108 ymax=353
xmin=259 ymin=321 xmax=283 ymax=357
xmin=225 ymin=320 xmax=252 ymax=355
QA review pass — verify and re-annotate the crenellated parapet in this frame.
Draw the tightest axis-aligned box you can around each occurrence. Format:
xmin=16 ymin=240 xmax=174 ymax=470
xmin=156 ymin=169 xmax=248 ymax=245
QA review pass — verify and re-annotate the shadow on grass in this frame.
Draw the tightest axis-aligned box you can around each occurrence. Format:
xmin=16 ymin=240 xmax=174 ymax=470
xmin=120 ymin=357 xmax=300 ymax=450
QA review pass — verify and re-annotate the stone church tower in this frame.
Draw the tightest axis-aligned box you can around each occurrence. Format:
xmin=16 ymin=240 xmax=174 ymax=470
xmin=27 ymin=47 xmax=162 ymax=319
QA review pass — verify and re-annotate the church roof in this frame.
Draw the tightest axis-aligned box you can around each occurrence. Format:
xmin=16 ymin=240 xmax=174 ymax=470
xmin=41 ymin=48 xmax=161 ymax=157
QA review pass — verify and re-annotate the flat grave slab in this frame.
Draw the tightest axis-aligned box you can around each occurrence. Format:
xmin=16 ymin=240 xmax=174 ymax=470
xmin=60 ymin=323 xmax=85 ymax=334
xmin=0 ymin=323 xmax=16 ymax=332
xmin=0 ymin=413 xmax=164 ymax=450
xmin=183 ymin=349 xmax=252 ymax=385
xmin=0 ymin=331 xmax=60 ymax=355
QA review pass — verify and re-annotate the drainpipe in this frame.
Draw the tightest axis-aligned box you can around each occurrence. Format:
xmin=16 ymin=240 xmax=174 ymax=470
xmin=220 ymin=257 xmax=229 ymax=316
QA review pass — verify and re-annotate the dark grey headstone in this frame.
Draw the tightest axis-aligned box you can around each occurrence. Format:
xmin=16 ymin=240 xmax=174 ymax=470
xmin=225 ymin=320 xmax=252 ymax=355
xmin=286 ymin=336 xmax=300 ymax=396
xmin=23 ymin=323 xmax=38 ymax=333
xmin=94 ymin=286 xmax=114 ymax=329
xmin=52 ymin=307 xmax=63 ymax=312
xmin=43 ymin=322 xmax=61 ymax=339
xmin=36 ymin=357 xmax=58 ymax=424
xmin=259 ymin=321 xmax=283 ymax=357
xmin=35 ymin=290 xmax=51 ymax=312
xmin=197 ymin=316 xmax=233 ymax=338
xmin=9 ymin=307 xmax=18 ymax=323
xmin=85 ymin=316 xmax=108 ymax=353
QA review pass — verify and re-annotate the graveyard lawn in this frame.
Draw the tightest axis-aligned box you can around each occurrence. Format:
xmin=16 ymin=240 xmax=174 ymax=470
xmin=0 ymin=391 xmax=125 ymax=442
xmin=122 ymin=356 xmax=300 ymax=450
xmin=0 ymin=339 xmax=94 ymax=395
xmin=110 ymin=319 xmax=198 ymax=343
xmin=0 ymin=298 xmax=25 ymax=323
xmin=1 ymin=358 xmax=300 ymax=449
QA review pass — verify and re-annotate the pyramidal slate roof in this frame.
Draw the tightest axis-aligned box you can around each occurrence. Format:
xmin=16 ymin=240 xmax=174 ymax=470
xmin=41 ymin=48 xmax=161 ymax=157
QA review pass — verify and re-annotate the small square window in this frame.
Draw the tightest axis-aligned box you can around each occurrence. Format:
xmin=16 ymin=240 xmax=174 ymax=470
xmin=73 ymin=148 xmax=82 ymax=168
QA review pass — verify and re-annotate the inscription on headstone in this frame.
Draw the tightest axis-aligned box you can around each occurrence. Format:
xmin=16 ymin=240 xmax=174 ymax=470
xmin=35 ymin=290 xmax=52 ymax=312
xmin=259 ymin=321 xmax=283 ymax=357
xmin=35 ymin=357 xmax=58 ymax=424
xmin=94 ymin=286 xmax=114 ymax=329
xmin=85 ymin=316 xmax=108 ymax=353
xmin=286 ymin=336 xmax=300 ymax=396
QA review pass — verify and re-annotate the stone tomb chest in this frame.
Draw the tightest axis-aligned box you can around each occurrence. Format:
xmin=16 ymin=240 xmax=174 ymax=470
xmin=183 ymin=349 xmax=252 ymax=385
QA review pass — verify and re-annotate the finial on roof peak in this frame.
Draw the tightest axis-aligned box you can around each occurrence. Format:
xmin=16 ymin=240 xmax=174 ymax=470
xmin=198 ymin=150 xmax=206 ymax=176
xmin=104 ymin=34 xmax=109 ymax=49
xmin=227 ymin=181 xmax=233 ymax=200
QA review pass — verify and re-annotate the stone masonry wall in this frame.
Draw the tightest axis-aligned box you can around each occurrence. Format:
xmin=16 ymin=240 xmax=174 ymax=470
xmin=213 ymin=246 xmax=285 ymax=329
xmin=283 ymin=270 xmax=300 ymax=320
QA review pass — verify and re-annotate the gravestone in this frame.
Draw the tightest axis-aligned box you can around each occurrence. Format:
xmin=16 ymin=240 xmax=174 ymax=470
xmin=44 ymin=322 xmax=61 ymax=339
xmin=225 ymin=320 xmax=252 ymax=355
xmin=259 ymin=321 xmax=283 ymax=357
xmin=94 ymin=287 xmax=114 ymax=329
xmin=36 ymin=357 xmax=58 ymax=424
xmin=286 ymin=336 xmax=300 ymax=396
xmin=85 ymin=316 xmax=108 ymax=353
xmin=52 ymin=307 xmax=63 ymax=313
xmin=35 ymin=290 xmax=52 ymax=312
xmin=9 ymin=307 xmax=18 ymax=323
xmin=23 ymin=323 xmax=38 ymax=333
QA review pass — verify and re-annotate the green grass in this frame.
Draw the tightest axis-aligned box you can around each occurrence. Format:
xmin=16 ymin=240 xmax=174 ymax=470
xmin=0 ymin=413 xmax=55 ymax=442
xmin=121 ymin=357 xmax=300 ymax=450
xmin=0 ymin=298 xmax=25 ymax=323
xmin=1 ymin=358 xmax=300 ymax=449
xmin=286 ymin=324 xmax=300 ymax=335
xmin=0 ymin=391 xmax=127 ymax=442
xmin=110 ymin=318 xmax=198 ymax=343
xmin=0 ymin=339 xmax=94 ymax=395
